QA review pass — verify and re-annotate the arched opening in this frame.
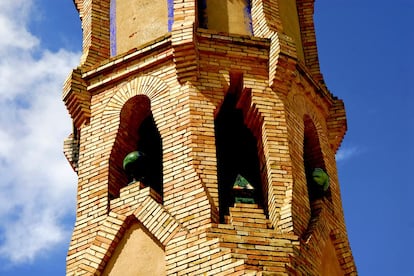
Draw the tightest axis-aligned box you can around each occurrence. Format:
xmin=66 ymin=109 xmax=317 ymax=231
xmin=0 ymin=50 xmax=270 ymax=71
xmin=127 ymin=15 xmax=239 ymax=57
xmin=302 ymin=115 xmax=333 ymax=240
xmin=109 ymin=95 xmax=163 ymax=200
xmin=303 ymin=115 xmax=329 ymax=203
xmin=215 ymin=91 xmax=263 ymax=223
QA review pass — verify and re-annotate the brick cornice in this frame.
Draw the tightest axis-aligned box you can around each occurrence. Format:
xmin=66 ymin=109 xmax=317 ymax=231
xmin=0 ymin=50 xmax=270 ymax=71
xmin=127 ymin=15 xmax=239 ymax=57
xmin=62 ymin=68 xmax=90 ymax=128
xmin=82 ymin=35 xmax=173 ymax=93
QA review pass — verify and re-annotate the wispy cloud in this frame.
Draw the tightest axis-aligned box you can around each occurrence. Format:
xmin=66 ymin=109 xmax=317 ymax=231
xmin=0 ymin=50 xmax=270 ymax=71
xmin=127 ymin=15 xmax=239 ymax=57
xmin=336 ymin=146 xmax=361 ymax=162
xmin=0 ymin=1 xmax=79 ymax=264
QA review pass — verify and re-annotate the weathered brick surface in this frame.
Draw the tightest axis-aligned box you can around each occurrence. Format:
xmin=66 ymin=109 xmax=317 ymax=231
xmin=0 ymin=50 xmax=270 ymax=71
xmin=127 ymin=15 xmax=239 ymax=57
xmin=64 ymin=1 xmax=356 ymax=275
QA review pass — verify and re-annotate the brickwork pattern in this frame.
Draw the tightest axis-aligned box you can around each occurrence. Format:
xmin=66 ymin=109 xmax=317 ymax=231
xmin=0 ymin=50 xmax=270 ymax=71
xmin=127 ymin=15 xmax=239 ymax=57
xmin=64 ymin=0 xmax=357 ymax=275
xmin=63 ymin=68 xmax=89 ymax=128
xmin=296 ymin=0 xmax=323 ymax=82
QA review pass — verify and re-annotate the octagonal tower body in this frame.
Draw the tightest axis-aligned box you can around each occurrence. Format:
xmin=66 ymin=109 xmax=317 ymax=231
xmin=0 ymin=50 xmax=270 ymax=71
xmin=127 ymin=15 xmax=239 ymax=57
xmin=63 ymin=0 xmax=357 ymax=275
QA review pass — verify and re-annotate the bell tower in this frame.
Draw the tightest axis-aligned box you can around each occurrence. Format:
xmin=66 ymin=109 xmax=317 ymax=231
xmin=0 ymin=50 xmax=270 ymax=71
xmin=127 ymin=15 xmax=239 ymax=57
xmin=63 ymin=0 xmax=357 ymax=275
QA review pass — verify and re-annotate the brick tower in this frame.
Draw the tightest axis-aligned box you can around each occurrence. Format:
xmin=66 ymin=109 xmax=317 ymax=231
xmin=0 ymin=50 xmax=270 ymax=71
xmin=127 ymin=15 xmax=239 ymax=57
xmin=63 ymin=0 xmax=357 ymax=275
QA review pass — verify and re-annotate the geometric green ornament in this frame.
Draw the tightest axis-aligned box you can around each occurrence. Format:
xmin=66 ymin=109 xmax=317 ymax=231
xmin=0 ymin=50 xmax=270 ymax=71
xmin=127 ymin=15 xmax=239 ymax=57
xmin=233 ymin=174 xmax=254 ymax=190
xmin=233 ymin=174 xmax=255 ymax=204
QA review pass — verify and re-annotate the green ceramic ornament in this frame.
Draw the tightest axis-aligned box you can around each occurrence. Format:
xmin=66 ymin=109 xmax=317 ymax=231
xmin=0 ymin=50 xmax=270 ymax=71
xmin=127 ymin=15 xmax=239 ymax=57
xmin=123 ymin=151 xmax=146 ymax=185
xmin=233 ymin=174 xmax=255 ymax=204
xmin=312 ymin=168 xmax=330 ymax=192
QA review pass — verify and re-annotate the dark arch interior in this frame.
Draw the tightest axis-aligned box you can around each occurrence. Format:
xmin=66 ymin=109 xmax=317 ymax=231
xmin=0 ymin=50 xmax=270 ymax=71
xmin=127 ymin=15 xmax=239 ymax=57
xmin=303 ymin=116 xmax=326 ymax=202
xmin=137 ymin=114 xmax=163 ymax=198
xmin=109 ymin=95 xmax=163 ymax=200
xmin=215 ymin=92 xmax=263 ymax=222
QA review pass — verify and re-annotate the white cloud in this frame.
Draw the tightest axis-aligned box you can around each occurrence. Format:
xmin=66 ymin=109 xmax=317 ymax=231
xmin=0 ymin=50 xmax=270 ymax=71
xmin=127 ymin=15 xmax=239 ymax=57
xmin=0 ymin=1 xmax=38 ymax=55
xmin=0 ymin=1 xmax=80 ymax=264
xmin=336 ymin=146 xmax=360 ymax=162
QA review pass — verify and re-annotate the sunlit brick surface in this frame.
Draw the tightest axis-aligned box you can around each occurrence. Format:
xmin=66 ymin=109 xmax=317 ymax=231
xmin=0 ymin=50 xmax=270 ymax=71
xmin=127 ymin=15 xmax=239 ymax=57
xmin=63 ymin=1 xmax=356 ymax=275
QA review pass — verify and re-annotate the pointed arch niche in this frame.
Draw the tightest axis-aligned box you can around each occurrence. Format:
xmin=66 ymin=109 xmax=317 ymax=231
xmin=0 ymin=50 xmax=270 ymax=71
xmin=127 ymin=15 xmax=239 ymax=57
xmin=104 ymin=75 xmax=168 ymax=200
xmin=214 ymin=74 xmax=264 ymax=222
xmin=303 ymin=115 xmax=331 ymax=215
xmin=109 ymin=95 xmax=163 ymax=200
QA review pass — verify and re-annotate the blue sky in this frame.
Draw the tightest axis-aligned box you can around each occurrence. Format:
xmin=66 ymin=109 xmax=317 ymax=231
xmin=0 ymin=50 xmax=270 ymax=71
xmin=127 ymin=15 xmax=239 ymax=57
xmin=0 ymin=0 xmax=412 ymax=275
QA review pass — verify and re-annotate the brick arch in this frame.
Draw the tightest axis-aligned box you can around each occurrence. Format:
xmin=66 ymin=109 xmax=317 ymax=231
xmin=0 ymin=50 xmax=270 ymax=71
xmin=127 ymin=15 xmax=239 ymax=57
xmin=289 ymin=103 xmax=336 ymax=240
xmin=102 ymin=75 xmax=169 ymax=198
xmin=283 ymin=88 xmax=331 ymax=235
xmin=303 ymin=114 xmax=326 ymax=171
xmin=302 ymin=115 xmax=327 ymax=238
xmin=213 ymin=83 xmax=265 ymax=222
xmin=235 ymin=88 xmax=269 ymax=214
xmin=296 ymin=97 xmax=332 ymax=188
xmin=215 ymin=81 xmax=295 ymax=231
xmin=103 ymin=75 xmax=169 ymax=121
xmin=290 ymin=86 xmax=336 ymax=206
xmin=238 ymin=85 xmax=296 ymax=232
xmin=289 ymin=86 xmax=328 ymax=136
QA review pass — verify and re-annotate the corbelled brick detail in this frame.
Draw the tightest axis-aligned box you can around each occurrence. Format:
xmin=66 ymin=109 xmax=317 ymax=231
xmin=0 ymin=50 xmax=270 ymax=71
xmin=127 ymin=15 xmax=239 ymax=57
xmin=63 ymin=68 xmax=90 ymax=128
xmin=64 ymin=1 xmax=356 ymax=275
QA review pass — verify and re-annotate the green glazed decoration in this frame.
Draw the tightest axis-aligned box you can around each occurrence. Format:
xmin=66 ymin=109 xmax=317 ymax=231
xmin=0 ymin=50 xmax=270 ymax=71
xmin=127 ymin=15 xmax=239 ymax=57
xmin=312 ymin=168 xmax=330 ymax=192
xmin=233 ymin=174 xmax=255 ymax=204
xmin=123 ymin=151 xmax=146 ymax=185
